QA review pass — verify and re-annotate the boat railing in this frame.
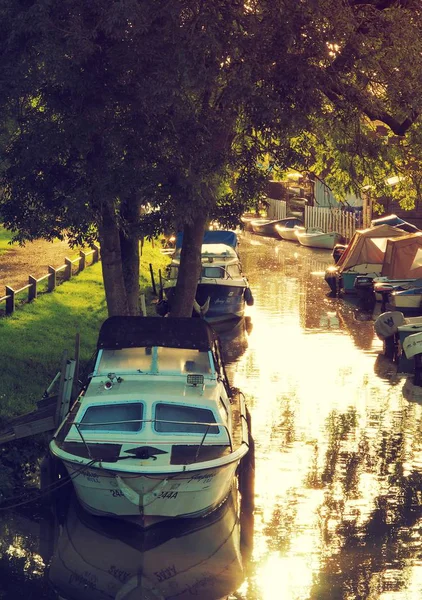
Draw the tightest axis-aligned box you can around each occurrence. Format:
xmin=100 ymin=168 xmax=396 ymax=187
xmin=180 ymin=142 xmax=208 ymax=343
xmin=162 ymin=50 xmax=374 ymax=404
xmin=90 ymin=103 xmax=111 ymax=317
xmin=71 ymin=418 xmax=235 ymax=462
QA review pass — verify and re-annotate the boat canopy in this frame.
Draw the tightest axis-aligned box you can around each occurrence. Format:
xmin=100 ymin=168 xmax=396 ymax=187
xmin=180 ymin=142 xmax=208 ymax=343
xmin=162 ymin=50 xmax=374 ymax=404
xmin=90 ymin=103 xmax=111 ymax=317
xmin=371 ymin=214 xmax=420 ymax=233
xmin=97 ymin=316 xmax=220 ymax=351
xmin=175 ymin=230 xmax=238 ymax=250
xmin=381 ymin=232 xmax=422 ymax=279
xmin=337 ymin=224 xmax=407 ymax=272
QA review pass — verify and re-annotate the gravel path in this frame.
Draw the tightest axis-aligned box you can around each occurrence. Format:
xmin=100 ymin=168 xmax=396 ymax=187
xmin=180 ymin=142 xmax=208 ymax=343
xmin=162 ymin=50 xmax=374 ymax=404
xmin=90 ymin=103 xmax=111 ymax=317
xmin=0 ymin=238 xmax=76 ymax=292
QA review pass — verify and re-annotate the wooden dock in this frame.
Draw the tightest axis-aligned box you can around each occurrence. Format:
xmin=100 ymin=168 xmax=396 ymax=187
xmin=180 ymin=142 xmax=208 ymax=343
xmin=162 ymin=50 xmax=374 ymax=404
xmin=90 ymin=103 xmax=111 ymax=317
xmin=0 ymin=344 xmax=79 ymax=445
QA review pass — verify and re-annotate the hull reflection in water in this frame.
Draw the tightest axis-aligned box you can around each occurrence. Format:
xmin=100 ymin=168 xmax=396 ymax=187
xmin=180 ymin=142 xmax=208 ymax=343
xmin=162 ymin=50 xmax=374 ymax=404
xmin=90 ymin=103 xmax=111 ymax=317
xmin=48 ymin=488 xmax=245 ymax=600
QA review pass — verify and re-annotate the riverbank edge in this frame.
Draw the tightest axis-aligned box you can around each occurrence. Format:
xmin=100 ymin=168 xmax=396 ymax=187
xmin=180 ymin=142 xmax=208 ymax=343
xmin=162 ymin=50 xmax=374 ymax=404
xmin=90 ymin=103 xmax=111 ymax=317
xmin=0 ymin=239 xmax=171 ymax=420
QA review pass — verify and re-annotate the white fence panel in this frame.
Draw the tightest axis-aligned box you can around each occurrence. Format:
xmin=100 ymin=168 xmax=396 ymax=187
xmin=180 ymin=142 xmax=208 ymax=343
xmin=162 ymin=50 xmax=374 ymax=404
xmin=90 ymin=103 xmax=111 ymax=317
xmin=266 ymin=198 xmax=287 ymax=220
xmin=304 ymin=206 xmax=362 ymax=242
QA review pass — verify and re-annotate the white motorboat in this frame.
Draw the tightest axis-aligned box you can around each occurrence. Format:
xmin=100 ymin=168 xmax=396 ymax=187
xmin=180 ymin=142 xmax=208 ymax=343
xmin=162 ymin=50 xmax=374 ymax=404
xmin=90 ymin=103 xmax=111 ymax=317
xmin=295 ymin=227 xmax=344 ymax=249
xmin=162 ymin=230 xmax=254 ymax=323
xmin=50 ymin=317 xmax=250 ymax=523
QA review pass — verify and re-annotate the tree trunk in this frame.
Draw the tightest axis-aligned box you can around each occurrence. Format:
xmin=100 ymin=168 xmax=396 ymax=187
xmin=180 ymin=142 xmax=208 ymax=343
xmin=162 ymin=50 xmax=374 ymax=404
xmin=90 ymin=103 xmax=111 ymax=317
xmin=169 ymin=212 xmax=209 ymax=317
xmin=98 ymin=202 xmax=130 ymax=317
xmin=120 ymin=194 xmax=141 ymax=315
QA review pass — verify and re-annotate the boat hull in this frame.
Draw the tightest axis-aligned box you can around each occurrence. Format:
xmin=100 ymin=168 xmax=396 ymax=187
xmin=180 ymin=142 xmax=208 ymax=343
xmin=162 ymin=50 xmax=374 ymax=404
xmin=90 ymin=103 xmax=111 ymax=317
xmin=166 ymin=282 xmax=249 ymax=322
xmin=296 ymin=231 xmax=343 ymax=250
xmin=54 ymin=454 xmax=242 ymax=521
xmin=276 ymin=226 xmax=300 ymax=241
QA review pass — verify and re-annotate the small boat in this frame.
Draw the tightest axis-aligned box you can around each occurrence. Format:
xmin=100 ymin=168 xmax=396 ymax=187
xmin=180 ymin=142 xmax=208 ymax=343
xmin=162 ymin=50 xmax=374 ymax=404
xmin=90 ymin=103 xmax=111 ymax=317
xmin=374 ymin=310 xmax=422 ymax=372
xmin=50 ymin=316 xmax=250 ymax=523
xmin=249 ymin=217 xmax=290 ymax=238
xmin=274 ymin=217 xmax=304 ymax=241
xmin=295 ymin=227 xmax=344 ymax=250
xmin=387 ymin=284 xmax=422 ymax=315
xmin=162 ymin=230 xmax=254 ymax=323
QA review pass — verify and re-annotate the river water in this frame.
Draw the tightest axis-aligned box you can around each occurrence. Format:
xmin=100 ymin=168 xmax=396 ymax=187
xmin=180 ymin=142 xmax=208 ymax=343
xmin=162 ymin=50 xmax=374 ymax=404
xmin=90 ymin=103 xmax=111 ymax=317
xmin=1 ymin=231 xmax=422 ymax=599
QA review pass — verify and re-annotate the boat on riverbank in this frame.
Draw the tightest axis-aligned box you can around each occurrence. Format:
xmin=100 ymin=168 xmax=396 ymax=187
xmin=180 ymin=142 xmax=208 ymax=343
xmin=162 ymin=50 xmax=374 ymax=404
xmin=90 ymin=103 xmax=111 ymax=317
xmin=49 ymin=316 xmax=250 ymax=523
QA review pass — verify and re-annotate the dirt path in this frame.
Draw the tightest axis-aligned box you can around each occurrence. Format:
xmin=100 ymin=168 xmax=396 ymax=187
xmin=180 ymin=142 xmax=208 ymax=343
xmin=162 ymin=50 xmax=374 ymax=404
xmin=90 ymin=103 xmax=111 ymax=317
xmin=0 ymin=238 xmax=76 ymax=292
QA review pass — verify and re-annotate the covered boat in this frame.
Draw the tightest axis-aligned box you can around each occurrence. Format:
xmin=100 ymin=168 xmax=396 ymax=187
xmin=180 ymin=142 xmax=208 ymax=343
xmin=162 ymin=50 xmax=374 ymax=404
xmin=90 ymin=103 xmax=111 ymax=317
xmin=371 ymin=214 xmax=420 ymax=233
xmin=163 ymin=230 xmax=254 ymax=323
xmin=355 ymin=232 xmax=422 ymax=304
xmin=50 ymin=317 xmax=250 ymax=523
xmin=324 ymin=223 xmax=407 ymax=295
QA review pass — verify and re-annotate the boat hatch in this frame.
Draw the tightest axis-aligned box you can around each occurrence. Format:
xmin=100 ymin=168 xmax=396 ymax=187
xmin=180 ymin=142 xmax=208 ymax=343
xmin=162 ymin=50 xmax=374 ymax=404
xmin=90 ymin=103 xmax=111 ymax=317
xmin=94 ymin=346 xmax=213 ymax=377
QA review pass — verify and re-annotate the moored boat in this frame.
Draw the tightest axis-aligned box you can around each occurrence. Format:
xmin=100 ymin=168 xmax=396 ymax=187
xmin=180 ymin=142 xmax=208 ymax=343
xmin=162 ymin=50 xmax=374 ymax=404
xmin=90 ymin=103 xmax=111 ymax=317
xmin=49 ymin=316 xmax=250 ymax=523
xmin=274 ymin=217 xmax=303 ymax=241
xmin=162 ymin=230 xmax=254 ymax=323
xmin=324 ymin=223 xmax=408 ymax=296
xmin=295 ymin=227 xmax=344 ymax=250
xmin=250 ymin=217 xmax=289 ymax=238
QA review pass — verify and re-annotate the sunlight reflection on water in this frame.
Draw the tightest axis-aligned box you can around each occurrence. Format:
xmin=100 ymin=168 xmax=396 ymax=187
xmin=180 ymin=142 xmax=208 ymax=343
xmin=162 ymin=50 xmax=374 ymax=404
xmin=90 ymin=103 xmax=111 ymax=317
xmin=228 ymin=232 xmax=422 ymax=600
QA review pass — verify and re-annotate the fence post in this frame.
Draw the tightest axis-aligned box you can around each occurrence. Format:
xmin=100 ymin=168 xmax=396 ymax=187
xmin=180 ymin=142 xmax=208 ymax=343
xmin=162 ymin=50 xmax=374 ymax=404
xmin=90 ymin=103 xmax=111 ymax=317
xmin=5 ymin=286 xmax=15 ymax=315
xmin=48 ymin=266 xmax=57 ymax=292
xmin=92 ymin=245 xmax=100 ymax=264
xmin=65 ymin=258 xmax=72 ymax=280
xmin=149 ymin=263 xmax=157 ymax=296
xmin=28 ymin=276 xmax=37 ymax=302
xmin=79 ymin=251 xmax=86 ymax=272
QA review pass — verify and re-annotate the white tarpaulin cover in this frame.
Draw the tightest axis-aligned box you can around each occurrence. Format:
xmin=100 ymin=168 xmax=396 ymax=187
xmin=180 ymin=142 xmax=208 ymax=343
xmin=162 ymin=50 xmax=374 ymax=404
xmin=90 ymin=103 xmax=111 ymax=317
xmin=337 ymin=224 xmax=407 ymax=273
xmin=381 ymin=232 xmax=422 ymax=279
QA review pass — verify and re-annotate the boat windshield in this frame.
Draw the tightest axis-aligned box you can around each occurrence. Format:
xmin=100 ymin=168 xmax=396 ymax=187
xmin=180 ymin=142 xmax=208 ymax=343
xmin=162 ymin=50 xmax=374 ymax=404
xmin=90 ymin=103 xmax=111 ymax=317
xmin=95 ymin=347 xmax=212 ymax=376
xmin=154 ymin=403 xmax=220 ymax=435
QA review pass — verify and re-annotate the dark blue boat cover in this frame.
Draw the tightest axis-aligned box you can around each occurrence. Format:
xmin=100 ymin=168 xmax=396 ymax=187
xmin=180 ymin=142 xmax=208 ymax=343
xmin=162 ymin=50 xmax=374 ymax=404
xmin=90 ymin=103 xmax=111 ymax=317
xmin=371 ymin=214 xmax=420 ymax=233
xmin=97 ymin=316 xmax=219 ymax=350
xmin=176 ymin=230 xmax=238 ymax=249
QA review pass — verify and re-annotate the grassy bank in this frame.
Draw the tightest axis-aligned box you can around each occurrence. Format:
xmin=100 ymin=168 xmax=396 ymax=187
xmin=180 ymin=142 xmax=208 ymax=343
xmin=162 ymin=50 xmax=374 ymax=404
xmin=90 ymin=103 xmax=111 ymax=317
xmin=0 ymin=227 xmax=14 ymax=255
xmin=0 ymin=239 xmax=171 ymax=419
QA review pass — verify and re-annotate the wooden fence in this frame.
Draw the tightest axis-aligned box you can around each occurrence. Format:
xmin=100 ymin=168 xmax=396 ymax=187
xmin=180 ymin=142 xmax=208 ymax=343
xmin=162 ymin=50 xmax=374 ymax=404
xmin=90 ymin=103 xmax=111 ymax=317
xmin=0 ymin=246 xmax=100 ymax=316
xmin=266 ymin=199 xmax=287 ymax=220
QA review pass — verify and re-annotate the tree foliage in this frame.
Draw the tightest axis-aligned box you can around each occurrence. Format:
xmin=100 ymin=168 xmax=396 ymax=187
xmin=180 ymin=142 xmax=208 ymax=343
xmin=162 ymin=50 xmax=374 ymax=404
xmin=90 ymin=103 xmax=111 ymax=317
xmin=0 ymin=0 xmax=421 ymax=315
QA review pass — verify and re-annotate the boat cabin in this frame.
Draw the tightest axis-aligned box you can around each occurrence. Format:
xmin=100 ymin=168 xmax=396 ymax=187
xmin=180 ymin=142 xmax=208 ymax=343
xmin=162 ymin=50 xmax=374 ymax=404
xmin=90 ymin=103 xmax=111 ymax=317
xmin=56 ymin=317 xmax=236 ymax=465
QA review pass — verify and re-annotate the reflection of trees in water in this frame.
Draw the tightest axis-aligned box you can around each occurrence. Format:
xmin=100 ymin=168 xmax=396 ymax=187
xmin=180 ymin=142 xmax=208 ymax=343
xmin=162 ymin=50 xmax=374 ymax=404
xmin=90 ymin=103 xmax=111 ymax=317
xmin=308 ymin=402 xmax=422 ymax=599
xmin=0 ymin=506 xmax=56 ymax=599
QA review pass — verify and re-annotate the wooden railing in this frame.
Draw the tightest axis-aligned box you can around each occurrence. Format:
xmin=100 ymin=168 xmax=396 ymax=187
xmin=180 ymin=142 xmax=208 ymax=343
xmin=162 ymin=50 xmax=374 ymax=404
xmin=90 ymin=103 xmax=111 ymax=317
xmin=0 ymin=246 xmax=100 ymax=316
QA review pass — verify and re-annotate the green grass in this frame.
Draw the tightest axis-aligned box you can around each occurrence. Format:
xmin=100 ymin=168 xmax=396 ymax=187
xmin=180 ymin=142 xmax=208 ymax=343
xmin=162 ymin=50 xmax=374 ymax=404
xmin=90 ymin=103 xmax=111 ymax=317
xmin=0 ymin=226 xmax=14 ymax=255
xmin=0 ymin=239 xmax=171 ymax=418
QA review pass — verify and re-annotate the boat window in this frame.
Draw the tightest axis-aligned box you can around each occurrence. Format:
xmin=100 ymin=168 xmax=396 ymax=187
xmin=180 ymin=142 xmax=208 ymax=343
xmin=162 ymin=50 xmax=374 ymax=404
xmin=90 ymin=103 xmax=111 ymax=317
xmin=79 ymin=403 xmax=144 ymax=432
xmin=202 ymin=266 xmax=224 ymax=278
xmin=97 ymin=348 xmax=152 ymax=374
xmin=154 ymin=403 xmax=219 ymax=435
xmin=157 ymin=348 xmax=211 ymax=374
xmin=227 ymin=264 xmax=241 ymax=277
